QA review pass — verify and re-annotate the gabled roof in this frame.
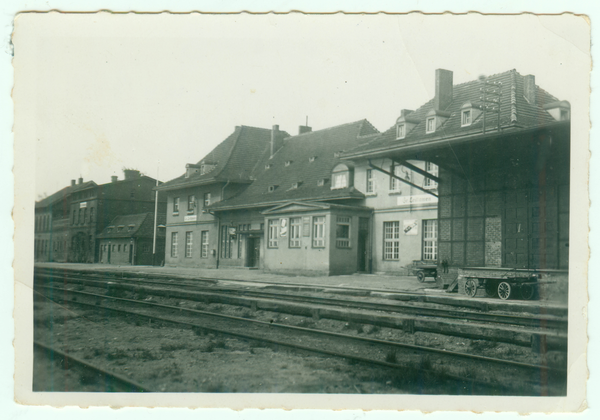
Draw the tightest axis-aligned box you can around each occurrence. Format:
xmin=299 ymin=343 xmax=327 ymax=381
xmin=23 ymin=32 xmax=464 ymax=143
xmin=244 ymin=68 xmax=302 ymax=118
xmin=210 ymin=120 xmax=379 ymax=211
xmin=343 ymin=69 xmax=565 ymax=159
xmin=97 ymin=212 xmax=166 ymax=239
xmin=261 ymin=201 xmax=370 ymax=215
xmin=156 ymin=125 xmax=289 ymax=192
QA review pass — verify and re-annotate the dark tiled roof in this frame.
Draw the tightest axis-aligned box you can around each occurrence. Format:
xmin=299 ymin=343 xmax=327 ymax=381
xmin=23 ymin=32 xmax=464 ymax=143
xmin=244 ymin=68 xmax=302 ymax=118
xmin=97 ymin=212 xmax=165 ymax=239
xmin=35 ymin=185 xmax=72 ymax=209
xmin=210 ymin=120 xmax=378 ymax=210
xmin=157 ymin=126 xmax=288 ymax=191
xmin=343 ymin=69 xmax=561 ymax=158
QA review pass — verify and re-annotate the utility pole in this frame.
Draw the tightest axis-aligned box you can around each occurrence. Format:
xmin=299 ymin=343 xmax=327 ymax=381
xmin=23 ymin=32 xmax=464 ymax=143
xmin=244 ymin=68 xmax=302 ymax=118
xmin=152 ymin=163 xmax=159 ymax=266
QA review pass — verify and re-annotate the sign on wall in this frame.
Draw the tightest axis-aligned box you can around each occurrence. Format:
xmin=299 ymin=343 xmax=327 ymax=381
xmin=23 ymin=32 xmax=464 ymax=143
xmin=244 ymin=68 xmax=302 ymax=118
xmin=280 ymin=218 xmax=288 ymax=237
xmin=79 ymin=202 xmax=87 ymax=208
xmin=184 ymin=215 xmax=197 ymax=222
xmin=397 ymin=194 xmax=438 ymax=206
xmin=403 ymin=219 xmax=418 ymax=235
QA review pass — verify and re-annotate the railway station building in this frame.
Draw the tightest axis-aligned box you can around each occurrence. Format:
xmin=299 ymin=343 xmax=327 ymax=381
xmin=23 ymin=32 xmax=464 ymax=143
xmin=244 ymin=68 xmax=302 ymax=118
xmin=34 ymin=185 xmax=72 ymax=263
xmin=169 ymin=120 xmax=438 ymax=276
xmin=342 ymin=69 xmax=570 ymax=301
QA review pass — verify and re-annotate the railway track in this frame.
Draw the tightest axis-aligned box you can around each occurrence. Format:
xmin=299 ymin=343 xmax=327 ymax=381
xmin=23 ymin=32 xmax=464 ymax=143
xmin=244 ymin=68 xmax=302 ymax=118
xmin=35 ymin=270 xmax=568 ymax=332
xmin=34 ymin=340 xmax=150 ymax=392
xmin=35 ymin=282 xmax=567 ymax=395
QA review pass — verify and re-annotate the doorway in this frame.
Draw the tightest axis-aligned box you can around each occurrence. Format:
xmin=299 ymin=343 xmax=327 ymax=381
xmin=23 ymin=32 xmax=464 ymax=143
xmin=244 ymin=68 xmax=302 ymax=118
xmin=247 ymin=237 xmax=261 ymax=268
xmin=357 ymin=217 xmax=370 ymax=272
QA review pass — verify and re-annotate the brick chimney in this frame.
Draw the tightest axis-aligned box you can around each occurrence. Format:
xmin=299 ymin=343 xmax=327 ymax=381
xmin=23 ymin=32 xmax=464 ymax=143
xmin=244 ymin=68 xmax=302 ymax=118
xmin=111 ymin=176 xmax=118 ymax=183
xmin=71 ymin=179 xmax=76 ymax=187
xmin=298 ymin=125 xmax=312 ymax=135
xmin=434 ymin=69 xmax=453 ymax=111
xmin=270 ymin=125 xmax=283 ymax=158
xmin=123 ymin=169 xmax=141 ymax=180
xmin=78 ymin=177 xmax=83 ymax=185
xmin=524 ymin=75 xmax=536 ymax=105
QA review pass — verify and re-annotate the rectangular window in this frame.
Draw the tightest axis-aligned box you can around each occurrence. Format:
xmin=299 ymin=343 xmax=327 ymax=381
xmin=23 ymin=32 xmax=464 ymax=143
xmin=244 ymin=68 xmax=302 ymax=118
xmin=117 ymin=244 xmax=121 ymax=252
xmin=423 ymin=162 xmax=438 ymax=189
xmin=336 ymin=216 xmax=351 ymax=248
xmin=123 ymin=244 xmax=128 ymax=253
xmin=221 ymin=226 xmax=233 ymax=258
xmin=426 ymin=117 xmax=435 ymax=133
xmin=423 ymin=220 xmax=438 ymax=261
xmin=313 ymin=216 xmax=326 ymax=248
xmin=204 ymin=193 xmax=211 ymax=207
xmin=383 ymin=221 xmax=400 ymax=260
xmin=332 ymin=173 xmax=347 ymax=189
xmin=461 ymin=109 xmax=471 ymax=126
xmin=173 ymin=197 xmax=180 ymax=214
xmin=268 ymin=219 xmax=279 ymax=248
xmin=366 ymin=169 xmax=374 ymax=193
xmin=90 ymin=207 xmax=94 ymax=222
xmin=390 ymin=165 xmax=404 ymax=192
xmin=171 ymin=232 xmax=179 ymax=257
xmin=72 ymin=210 xmax=76 ymax=225
xmin=201 ymin=231 xmax=209 ymax=258
xmin=83 ymin=208 xmax=88 ymax=224
xmin=78 ymin=208 xmax=83 ymax=224
xmin=396 ymin=124 xmax=405 ymax=139
xmin=185 ymin=231 xmax=193 ymax=258
xmin=289 ymin=218 xmax=301 ymax=248
xmin=187 ymin=195 xmax=195 ymax=212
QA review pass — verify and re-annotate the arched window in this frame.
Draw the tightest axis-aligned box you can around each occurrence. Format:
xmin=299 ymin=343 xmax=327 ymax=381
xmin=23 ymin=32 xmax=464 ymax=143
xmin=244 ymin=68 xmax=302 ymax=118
xmin=331 ymin=163 xmax=354 ymax=190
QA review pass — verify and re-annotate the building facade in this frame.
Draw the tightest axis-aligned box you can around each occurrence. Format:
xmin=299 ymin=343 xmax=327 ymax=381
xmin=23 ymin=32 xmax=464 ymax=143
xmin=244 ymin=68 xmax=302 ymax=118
xmin=97 ymin=212 xmax=166 ymax=266
xmin=343 ymin=68 xmax=570 ymax=299
xmin=34 ymin=169 xmax=166 ymax=264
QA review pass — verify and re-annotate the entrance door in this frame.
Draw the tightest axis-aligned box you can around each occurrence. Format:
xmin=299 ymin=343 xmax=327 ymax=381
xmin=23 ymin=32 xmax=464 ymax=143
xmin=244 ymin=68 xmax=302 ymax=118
xmin=357 ymin=217 xmax=370 ymax=272
xmin=247 ymin=237 xmax=261 ymax=268
xmin=129 ymin=243 xmax=134 ymax=265
xmin=503 ymin=190 xmax=529 ymax=268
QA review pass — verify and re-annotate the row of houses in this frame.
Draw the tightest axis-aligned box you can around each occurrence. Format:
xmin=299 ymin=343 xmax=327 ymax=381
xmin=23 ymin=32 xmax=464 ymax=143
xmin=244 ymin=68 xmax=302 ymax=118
xmin=34 ymin=169 xmax=167 ymax=265
xmin=35 ymin=68 xmax=570 ymax=292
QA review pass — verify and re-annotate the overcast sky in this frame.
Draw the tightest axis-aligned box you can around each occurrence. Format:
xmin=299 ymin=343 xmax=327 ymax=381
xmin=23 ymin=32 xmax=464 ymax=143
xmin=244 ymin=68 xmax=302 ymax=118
xmin=14 ymin=12 xmax=589 ymax=198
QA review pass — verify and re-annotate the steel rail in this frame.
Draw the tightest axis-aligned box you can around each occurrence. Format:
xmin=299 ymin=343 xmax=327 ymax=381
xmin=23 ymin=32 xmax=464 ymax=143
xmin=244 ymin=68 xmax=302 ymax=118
xmin=36 ymin=271 xmax=567 ymax=331
xmin=38 ymin=284 xmax=566 ymax=375
xmin=34 ymin=340 xmax=152 ymax=392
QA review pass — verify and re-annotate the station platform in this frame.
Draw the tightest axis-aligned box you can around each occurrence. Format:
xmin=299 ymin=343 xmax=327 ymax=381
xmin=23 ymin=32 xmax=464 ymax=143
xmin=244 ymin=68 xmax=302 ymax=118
xmin=34 ymin=262 xmax=567 ymax=315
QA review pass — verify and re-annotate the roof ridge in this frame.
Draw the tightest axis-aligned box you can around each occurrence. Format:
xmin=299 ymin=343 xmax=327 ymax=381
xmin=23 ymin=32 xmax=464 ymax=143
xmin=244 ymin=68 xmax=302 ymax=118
xmin=285 ymin=119 xmax=368 ymax=139
xmin=205 ymin=126 xmax=244 ymax=179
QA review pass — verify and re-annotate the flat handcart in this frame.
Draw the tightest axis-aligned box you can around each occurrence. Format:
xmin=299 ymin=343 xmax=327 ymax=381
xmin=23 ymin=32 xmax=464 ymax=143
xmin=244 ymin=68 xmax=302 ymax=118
xmin=463 ymin=273 xmax=540 ymax=300
xmin=413 ymin=261 xmax=438 ymax=283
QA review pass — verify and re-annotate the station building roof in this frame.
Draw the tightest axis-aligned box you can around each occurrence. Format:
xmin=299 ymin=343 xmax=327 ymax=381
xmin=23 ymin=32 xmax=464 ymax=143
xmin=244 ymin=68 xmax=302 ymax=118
xmin=210 ymin=119 xmax=379 ymax=211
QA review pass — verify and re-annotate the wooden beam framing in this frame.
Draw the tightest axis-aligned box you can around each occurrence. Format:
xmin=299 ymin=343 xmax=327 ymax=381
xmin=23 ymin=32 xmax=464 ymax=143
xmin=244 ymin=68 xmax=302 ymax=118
xmin=367 ymin=160 xmax=438 ymax=198
xmin=397 ymin=160 xmax=442 ymax=184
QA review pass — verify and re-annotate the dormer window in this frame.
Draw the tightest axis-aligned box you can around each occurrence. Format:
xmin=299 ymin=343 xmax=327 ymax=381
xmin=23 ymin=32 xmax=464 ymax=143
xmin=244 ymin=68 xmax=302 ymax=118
xmin=331 ymin=163 xmax=354 ymax=190
xmin=461 ymin=110 xmax=471 ymax=126
xmin=426 ymin=117 xmax=436 ymax=133
xmin=396 ymin=124 xmax=405 ymax=140
xmin=309 ymin=156 xmax=316 ymax=163
xmin=285 ymin=160 xmax=292 ymax=167
xmin=268 ymin=185 xmax=279 ymax=193
xmin=128 ymin=224 xmax=135 ymax=232
xmin=543 ymin=100 xmax=571 ymax=122
xmin=334 ymin=151 xmax=343 ymax=158
xmin=117 ymin=225 xmax=125 ymax=232
xmin=460 ymin=102 xmax=481 ymax=127
xmin=265 ymin=164 xmax=272 ymax=170
xmin=317 ymin=178 xmax=328 ymax=187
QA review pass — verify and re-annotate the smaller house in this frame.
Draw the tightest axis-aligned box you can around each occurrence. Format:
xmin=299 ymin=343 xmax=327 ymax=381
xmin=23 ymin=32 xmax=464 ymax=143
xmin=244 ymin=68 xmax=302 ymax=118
xmin=97 ymin=212 xmax=166 ymax=266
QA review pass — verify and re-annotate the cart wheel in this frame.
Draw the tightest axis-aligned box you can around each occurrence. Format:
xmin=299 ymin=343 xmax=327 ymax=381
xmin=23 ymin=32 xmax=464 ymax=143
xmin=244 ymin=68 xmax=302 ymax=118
xmin=485 ymin=280 xmax=498 ymax=297
xmin=464 ymin=279 xmax=477 ymax=297
xmin=498 ymin=282 xmax=512 ymax=300
xmin=417 ymin=271 xmax=425 ymax=283
xmin=520 ymin=284 xmax=536 ymax=300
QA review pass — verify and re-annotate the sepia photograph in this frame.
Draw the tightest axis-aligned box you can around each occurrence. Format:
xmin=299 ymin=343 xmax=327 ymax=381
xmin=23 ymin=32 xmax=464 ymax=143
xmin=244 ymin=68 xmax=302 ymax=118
xmin=11 ymin=10 xmax=591 ymax=412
